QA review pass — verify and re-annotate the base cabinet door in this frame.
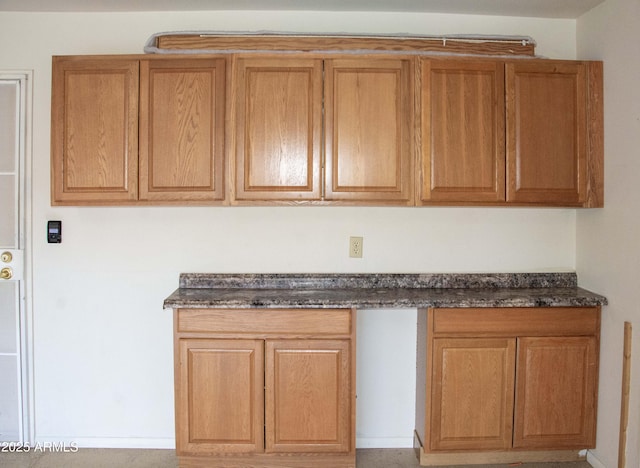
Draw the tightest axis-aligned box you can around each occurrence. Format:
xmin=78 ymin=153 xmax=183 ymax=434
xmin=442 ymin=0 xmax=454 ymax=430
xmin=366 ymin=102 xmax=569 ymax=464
xmin=430 ymin=338 xmax=516 ymax=451
xmin=513 ymin=336 xmax=598 ymax=449
xmin=176 ymin=339 xmax=264 ymax=455
xmin=265 ymin=339 xmax=351 ymax=453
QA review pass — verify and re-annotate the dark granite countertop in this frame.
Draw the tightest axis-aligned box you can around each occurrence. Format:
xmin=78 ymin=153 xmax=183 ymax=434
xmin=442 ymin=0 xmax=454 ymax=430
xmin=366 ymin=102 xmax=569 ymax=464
xmin=163 ymin=273 xmax=607 ymax=310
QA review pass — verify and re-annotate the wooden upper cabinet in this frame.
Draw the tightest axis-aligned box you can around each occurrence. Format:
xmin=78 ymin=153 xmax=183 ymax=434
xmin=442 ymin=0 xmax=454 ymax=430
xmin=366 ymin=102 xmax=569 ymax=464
xmin=51 ymin=57 xmax=139 ymax=204
xmin=234 ymin=58 xmax=323 ymax=202
xmin=52 ymin=55 xmax=227 ymax=205
xmin=324 ymin=58 xmax=414 ymax=204
xmin=506 ymin=61 xmax=589 ymax=206
xmin=52 ymin=50 xmax=603 ymax=207
xmin=139 ymin=58 xmax=226 ymax=202
xmin=420 ymin=59 xmax=505 ymax=203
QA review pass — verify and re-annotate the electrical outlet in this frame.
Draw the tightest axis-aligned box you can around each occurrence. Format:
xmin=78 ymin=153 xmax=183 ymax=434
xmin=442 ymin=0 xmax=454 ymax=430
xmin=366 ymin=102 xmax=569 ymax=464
xmin=349 ymin=236 xmax=363 ymax=258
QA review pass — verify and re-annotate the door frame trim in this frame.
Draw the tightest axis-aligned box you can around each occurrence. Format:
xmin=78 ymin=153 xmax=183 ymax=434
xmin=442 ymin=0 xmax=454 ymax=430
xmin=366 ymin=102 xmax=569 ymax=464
xmin=1 ymin=70 xmax=34 ymax=444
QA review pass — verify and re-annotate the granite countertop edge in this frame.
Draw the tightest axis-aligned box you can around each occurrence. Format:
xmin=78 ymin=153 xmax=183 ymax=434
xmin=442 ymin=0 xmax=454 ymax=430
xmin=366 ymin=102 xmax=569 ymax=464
xmin=164 ymin=273 xmax=608 ymax=310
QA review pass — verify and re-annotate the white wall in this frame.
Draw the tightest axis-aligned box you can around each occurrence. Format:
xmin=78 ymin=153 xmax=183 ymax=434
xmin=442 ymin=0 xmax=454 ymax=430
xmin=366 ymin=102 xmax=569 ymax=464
xmin=577 ymin=0 xmax=640 ymax=467
xmin=0 ymin=10 xmax=578 ymax=448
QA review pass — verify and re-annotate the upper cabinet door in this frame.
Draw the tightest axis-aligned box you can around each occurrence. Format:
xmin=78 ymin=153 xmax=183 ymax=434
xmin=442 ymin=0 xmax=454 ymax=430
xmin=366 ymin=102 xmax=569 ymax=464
xmin=234 ymin=57 xmax=323 ymax=202
xmin=420 ymin=59 xmax=505 ymax=204
xmin=51 ymin=57 xmax=139 ymax=204
xmin=324 ymin=58 xmax=414 ymax=204
xmin=506 ymin=61 xmax=587 ymax=205
xmin=139 ymin=58 xmax=226 ymax=202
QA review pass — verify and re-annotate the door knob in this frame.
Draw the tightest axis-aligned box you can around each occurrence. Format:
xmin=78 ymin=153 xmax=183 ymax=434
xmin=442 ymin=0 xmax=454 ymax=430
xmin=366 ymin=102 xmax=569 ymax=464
xmin=1 ymin=251 xmax=11 ymax=263
xmin=0 ymin=267 xmax=12 ymax=280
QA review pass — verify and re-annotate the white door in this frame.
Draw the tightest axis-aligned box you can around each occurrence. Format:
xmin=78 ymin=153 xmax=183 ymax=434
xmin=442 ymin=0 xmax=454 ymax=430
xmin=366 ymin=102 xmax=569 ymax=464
xmin=0 ymin=75 xmax=30 ymax=444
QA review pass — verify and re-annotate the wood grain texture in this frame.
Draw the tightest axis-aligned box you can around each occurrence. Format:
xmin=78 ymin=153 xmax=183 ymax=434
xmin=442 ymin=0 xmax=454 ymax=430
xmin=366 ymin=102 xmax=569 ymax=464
xmin=432 ymin=307 xmax=600 ymax=337
xmin=139 ymin=58 xmax=226 ymax=202
xmin=155 ymin=34 xmax=535 ymax=56
xmin=420 ymin=59 xmax=505 ymax=203
xmin=51 ymin=57 xmax=139 ymax=204
xmin=176 ymin=339 xmax=264 ymax=455
xmin=619 ymin=322 xmax=632 ymax=468
xmin=177 ymin=309 xmax=352 ymax=336
xmin=415 ymin=309 xmax=429 ymax=448
xmin=324 ymin=58 xmax=414 ymax=203
xmin=506 ymin=60 xmax=587 ymax=205
xmin=420 ymin=307 xmax=601 ymax=456
xmin=415 ymin=433 xmax=585 ymax=466
xmin=178 ymin=452 xmax=355 ymax=468
xmin=51 ymin=53 xmax=603 ymax=208
xmin=430 ymin=337 xmax=516 ymax=451
xmin=586 ymin=61 xmax=605 ymax=208
xmin=173 ymin=308 xmax=356 ymax=463
xmin=233 ymin=57 xmax=322 ymax=201
xmin=513 ymin=336 xmax=598 ymax=449
xmin=265 ymin=340 xmax=351 ymax=453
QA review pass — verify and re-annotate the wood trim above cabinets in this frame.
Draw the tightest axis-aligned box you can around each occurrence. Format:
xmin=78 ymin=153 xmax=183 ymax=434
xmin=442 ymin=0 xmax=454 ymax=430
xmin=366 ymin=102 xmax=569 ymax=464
xmin=154 ymin=33 xmax=537 ymax=57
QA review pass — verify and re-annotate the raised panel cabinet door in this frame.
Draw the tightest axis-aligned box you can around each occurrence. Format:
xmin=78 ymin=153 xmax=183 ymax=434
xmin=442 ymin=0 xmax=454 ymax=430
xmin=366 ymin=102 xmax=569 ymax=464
xmin=506 ymin=61 xmax=587 ymax=205
xmin=234 ymin=58 xmax=323 ymax=202
xmin=176 ymin=339 xmax=264 ymax=455
xmin=420 ymin=59 xmax=505 ymax=203
xmin=513 ymin=336 xmax=598 ymax=449
xmin=324 ymin=58 xmax=414 ymax=204
xmin=265 ymin=339 xmax=352 ymax=453
xmin=430 ymin=338 xmax=516 ymax=451
xmin=51 ymin=57 xmax=139 ymax=204
xmin=139 ymin=58 xmax=226 ymax=202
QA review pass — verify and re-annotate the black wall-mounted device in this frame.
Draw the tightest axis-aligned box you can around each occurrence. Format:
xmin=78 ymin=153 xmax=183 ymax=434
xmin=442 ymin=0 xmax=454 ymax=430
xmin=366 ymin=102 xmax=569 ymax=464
xmin=48 ymin=221 xmax=62 ymax=243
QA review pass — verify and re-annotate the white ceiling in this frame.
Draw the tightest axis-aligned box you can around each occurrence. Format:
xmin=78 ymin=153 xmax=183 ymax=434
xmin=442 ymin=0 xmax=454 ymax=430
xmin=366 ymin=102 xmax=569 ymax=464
xmin=0 ymin=0 xmax=604 ymax=19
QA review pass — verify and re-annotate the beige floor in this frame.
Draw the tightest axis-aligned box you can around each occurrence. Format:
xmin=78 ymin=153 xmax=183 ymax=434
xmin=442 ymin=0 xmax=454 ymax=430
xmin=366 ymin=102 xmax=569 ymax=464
xmin=0 ymin=448 xmax=593 ymax=468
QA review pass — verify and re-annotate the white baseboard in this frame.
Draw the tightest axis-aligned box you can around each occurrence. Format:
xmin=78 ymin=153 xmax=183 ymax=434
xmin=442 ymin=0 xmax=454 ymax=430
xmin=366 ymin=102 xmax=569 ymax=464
xmin=586 ymin=450 xmax=607 ymax=468
xmin=356 ymin=437 xmax=414 ymax=448
xmin=35 ymin=437 xmax=175 ymax=449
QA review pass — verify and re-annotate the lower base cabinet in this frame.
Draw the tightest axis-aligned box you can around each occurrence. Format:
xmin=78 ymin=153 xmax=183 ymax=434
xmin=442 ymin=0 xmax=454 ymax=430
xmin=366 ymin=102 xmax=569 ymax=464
xmin=173 ymin=308 xmax=356 ymax=468
xmin=172 ymin=305 xmax=600 ymax=467
xmin=416 ymin=307 xmax=600 ymax=466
